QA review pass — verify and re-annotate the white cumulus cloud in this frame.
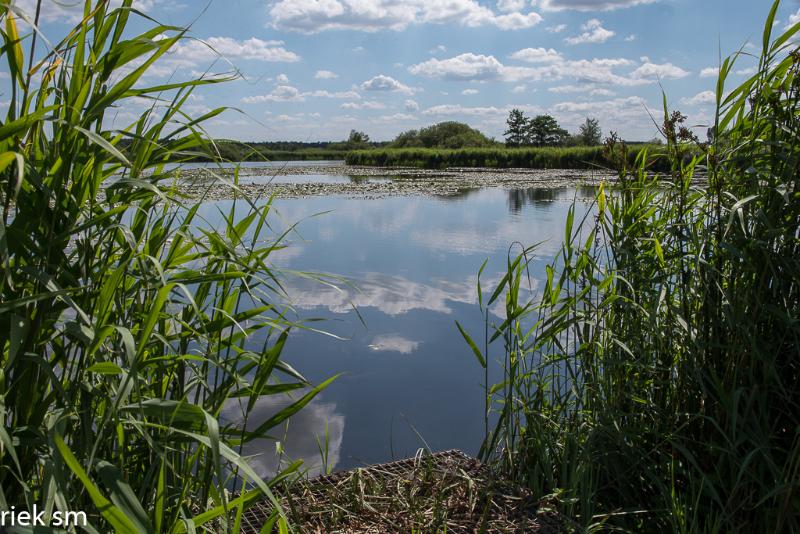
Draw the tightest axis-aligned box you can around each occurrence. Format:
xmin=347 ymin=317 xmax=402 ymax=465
xmin=408 ymin=52 xmax=661 ymax=87
xmin=405 ymin=99 xmax=420 ymax=111
xmin=681 ymin=91 xmax=716 ymax=106
xmin=546 ymin=23 xmax=568 ymax=32
xmin=170 ymin=37 xmax=300 ymax=63
xmin=341 ymin=101 xmax=386 ymax=110
xmin=786 ymin=8 xmax=800 ymax=28
xmin=630 ymin=61 xmax=690 ymax=80
xmin=361 ymin=74 xmax=417 ymax=94
xmin=565 ymin=18 xmax=615 ymax=44
xmin=423 ymin=104 xmax=507 ymax=116
xmin=242 ymin=85 xmax=305 ymax=103
xmin=409 ymin=53 xmax=511 ymax=81
xmin=549 ymin=84 xmax=615 ymax=96
xmin=535 ymin=0 xmax=657 ymax=11
xmin=509 ymin=47 xmax=563 ymax=63
xmin=268 ymin=0 xmax=542 ymax=33
xmin=315 ymin=70 xmax=339 ymax=79
xmin=243 ymin=85 xmax=360 ymax=103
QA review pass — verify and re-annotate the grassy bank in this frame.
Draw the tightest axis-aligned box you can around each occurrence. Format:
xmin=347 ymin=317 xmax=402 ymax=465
xmin=345 ymin=145 xmax=671 ymax=171
xmin=461 ymin=4 xmax=799 ymax=531
xmin=200 ymin=142 xmax=349 ymax=162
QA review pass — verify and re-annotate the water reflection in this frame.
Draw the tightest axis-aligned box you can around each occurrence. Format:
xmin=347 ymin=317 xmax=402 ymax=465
xmin=368 ymin=334 xmax=420 ymax=354
xmin=506 ymin=186 xmax=599 ymax=213
xmin=283 ymin=272 xmax=479 ymax=316
xmin=222 ymin=395 xmax=345 ymax=478
xmin=200 ymin=186 xmax=595 ymax=471
xmin=507 ymin=187 xmax=562 ymax=212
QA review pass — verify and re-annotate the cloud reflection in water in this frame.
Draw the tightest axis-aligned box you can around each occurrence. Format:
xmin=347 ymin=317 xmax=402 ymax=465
xmin=368 ymin=334 xmax=420 ymax=354
xmin=223 ymin=394 xmax=345 ymax=479
xmin=282 ymin=271 xmax=536 ymax=320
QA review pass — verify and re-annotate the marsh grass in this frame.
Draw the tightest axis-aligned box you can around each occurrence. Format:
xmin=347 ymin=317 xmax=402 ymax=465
xmin=462 ymin=3 xmax=800 ymax=531
xmin=345 ymin=145 xmax=672 ymax=171
xmin=1 ymin=1 xmax=334 ymax=531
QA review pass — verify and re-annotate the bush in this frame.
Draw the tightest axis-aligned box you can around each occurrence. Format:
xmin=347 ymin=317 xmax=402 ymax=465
xmin=391 ymin=121 xmax=494 ymax=149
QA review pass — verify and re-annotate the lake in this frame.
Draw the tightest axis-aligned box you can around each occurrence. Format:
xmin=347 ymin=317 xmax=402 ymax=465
xmin=202 ymin=178 xmax=596 ymax=478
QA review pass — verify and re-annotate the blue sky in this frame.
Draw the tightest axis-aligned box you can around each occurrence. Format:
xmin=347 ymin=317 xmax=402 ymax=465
xmin=7 ymin=0 xmax=800 ymax=141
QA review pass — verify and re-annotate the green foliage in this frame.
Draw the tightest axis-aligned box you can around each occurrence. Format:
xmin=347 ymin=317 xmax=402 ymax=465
xmin=464 ymin=4 xmax=800 ymax=531
xmin=391 ymin=129 xmax=425 ymax=148
xmin=344 ymin=129 xmax=371 ymax=150
xmin=503 ymin=109 xmax=528 ymax=147
xmin=526 ymin=114 xmax=569 ymax=147
xmin=391 ymin=121 xmax=494 ymax=149
xmin=503 ymin=110 xmax=570 ymax=147
xmin=0 ymin=1 xmax=332 ymax=530
xmin=190 ymin=140 xmax=350 ymax=161
xmin=577 ymin=117 xmax=602 ymax=146
xmin=346 ymin=145 xmax=670 ymax=170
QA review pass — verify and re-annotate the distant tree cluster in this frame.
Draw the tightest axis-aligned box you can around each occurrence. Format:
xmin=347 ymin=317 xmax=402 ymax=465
xmin=504 ymin=109 xmax=603 ymax=147
xmin=390 ymin=121 xmax=495 ymax=149
xmin=343 ymin=129 xmax=371 ymax=149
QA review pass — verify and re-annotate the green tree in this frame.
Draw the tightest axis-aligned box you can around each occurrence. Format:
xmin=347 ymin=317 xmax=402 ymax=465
xmin=392 ymin=122 xmax=492 ymax=148
xmin=577 ymin=117 xmax=602 ymax=145
xmin=504 ymin=108 xmax=529 ymax=147
xmin=418 ymin=121 xmax=492 ymax=148
xmin=346 ymin=129 xmax=371 ymax=148
xmin=392 ymin=129 xmax=424 ymax=147
xmin=527 ymin=114 xmax=569 ymax=146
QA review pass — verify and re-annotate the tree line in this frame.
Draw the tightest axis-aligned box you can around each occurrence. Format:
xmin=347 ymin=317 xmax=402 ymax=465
xmin=185 ymin=114 xmax=606 ymax=162
xmin=504 ymin=109 xmax=601 ymax=147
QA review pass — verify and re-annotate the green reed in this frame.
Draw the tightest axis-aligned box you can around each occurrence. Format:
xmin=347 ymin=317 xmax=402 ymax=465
xmin=462 ymin=3 xmax=799 ymax=531
xmin=345 ymin=145 xmax=672 ymax=171
xmin=1 ymin=2 xmax=334 ymax=531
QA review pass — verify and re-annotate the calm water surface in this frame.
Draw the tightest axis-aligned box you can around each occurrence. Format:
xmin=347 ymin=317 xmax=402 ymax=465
xmin=203 ymin=182 xmax=596 ymax=477
xmin=163 ymin=159 xmax=345 ymax=171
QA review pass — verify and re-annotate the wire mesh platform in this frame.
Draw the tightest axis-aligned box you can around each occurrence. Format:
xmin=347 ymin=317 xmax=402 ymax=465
xmin=237 ymin=449 xmax=564 ymax=533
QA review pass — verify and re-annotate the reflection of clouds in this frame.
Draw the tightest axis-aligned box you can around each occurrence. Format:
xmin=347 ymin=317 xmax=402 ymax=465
xmin=360 ymin=200 xmax=422 ymax=237
xmin=273 ymin=197 xmax=424 ymax=239
xmin=368 ymin=334 xmax=420 ymax=354
xmin=283 ymin=271 xmax=536 ymax=320
xmin=409 ymin=216 xmax=570 ymax=256
xmin=222 ymin=394 xmax=344 ymax=478
xmin=318 ymin=224 xmax=337 ymax=241
xmin=267 ymin=243 xmax=305 ymax=266
xmin=269 ymin=189 xmax=591 ymax=259
xmin=284 ymin=272 xmax=477 ymax=316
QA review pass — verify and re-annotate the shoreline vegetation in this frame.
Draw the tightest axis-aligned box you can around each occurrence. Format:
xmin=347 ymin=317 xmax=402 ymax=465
xmin=193 ymin=141 xmax=673 ymax=171
xmin=192 ymin=119 xmax=666 ymax=170
xmin=460 ymin=4 xmax=800 ymax=531
xmin=187 ymin=141 xmax=666 ymax=166
xmin=1 ymin=0 xmax=798 ymax=532
xmin=1 ymin=2 xmax=335 ymax=531
xmin=343 ymin=145 xmax=671 ymax=170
